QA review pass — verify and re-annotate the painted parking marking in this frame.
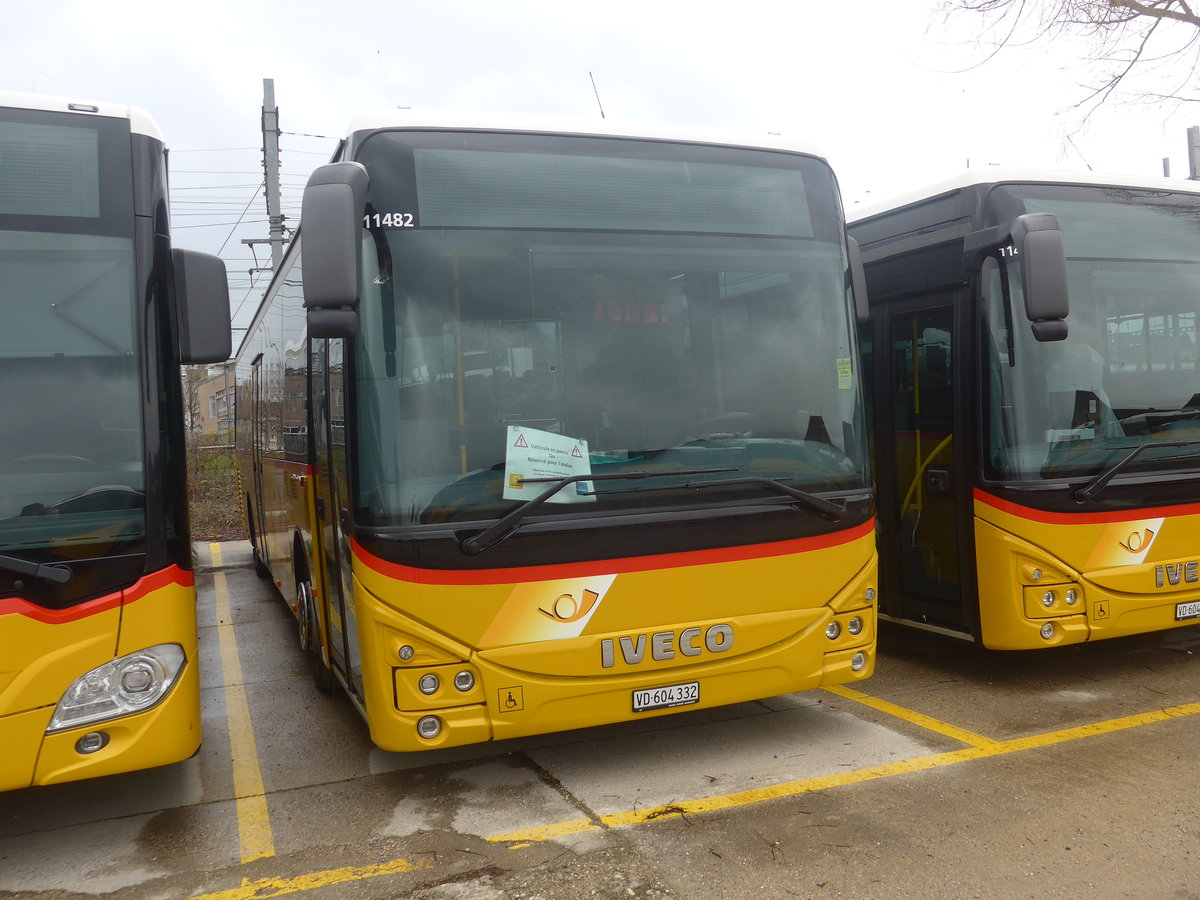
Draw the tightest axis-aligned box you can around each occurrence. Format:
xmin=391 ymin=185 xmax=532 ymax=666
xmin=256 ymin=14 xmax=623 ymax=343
xmin=191 ymin=856 xmax=432 ymax=900
xmin=211 ymin=542 xmax=276 ymax=864
xmin=485 ymin=695 xmax=1200 ymax=844
xmin=823 ymin=684 xmax=1001 ymax=748
xmin=183 ymin=696 xmax=1200 ymax=897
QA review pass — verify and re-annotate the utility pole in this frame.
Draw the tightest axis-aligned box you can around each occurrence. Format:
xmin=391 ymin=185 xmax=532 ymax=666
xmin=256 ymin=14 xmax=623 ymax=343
xmin=241 ymin=78 xmax=287 ymax=276
xmin=1189 ymin=126 xmax=1200 ymax=181
xmin=261 ymin=78 xmax=285 ymax=266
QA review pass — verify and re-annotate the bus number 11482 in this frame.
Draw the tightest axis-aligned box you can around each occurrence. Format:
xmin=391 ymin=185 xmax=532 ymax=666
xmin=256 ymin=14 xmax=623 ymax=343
xmin=364 ymin=212 xmax=414 ymax=228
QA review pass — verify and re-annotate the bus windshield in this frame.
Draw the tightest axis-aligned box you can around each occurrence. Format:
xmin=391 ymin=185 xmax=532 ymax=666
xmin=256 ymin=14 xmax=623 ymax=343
xmin=984 ymin=185 xmax=1200 ymax=482
xmin=0 ymin=112 xmax=145 ymax=566
xmin=351 ymin=132 xmax=866 ymax=526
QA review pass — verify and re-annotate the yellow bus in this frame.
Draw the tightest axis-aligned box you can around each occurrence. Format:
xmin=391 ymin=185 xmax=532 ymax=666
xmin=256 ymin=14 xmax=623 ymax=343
xmin=850 ymin=168 xmax=1200 ymax=649
xmin=236 ymin=112 xmax=877 ymax=750
xmin=0 ymin=92 xmax=230 ymax=790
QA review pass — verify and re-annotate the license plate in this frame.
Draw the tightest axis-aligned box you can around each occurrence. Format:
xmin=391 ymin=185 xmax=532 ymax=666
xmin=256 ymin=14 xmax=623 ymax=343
xmin=1176 ymin=601 xmax=1200 ymax=621
xmin=633 ymin=681 xmax=699 ymax=712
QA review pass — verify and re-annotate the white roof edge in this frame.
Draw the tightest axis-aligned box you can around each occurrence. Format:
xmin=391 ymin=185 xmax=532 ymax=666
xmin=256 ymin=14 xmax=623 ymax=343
xmin=0 ymin=89 xmax=163 ymax=141
xmin=343 ymin=108 xmax=825 ymax=158
xmin=848 ymin=166 xmax=1200 ymax=223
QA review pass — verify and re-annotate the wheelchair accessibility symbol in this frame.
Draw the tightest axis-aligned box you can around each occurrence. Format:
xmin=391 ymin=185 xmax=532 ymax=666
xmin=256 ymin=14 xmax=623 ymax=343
xmin=499 ymin=686 xmax=524 ymax=713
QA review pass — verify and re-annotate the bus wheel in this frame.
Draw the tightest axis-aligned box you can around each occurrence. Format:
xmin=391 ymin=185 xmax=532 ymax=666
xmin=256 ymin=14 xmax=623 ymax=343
xmin=247 ymin=500 xmax=271 ymax=579
xmin=297 ymin=579 xmax=335 ymax=693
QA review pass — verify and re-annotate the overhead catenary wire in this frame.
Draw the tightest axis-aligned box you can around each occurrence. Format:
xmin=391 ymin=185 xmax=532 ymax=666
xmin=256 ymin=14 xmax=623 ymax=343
xmin=167 ymin=125 xmax=336 ymax=336
xmin=216 ymin=180 xmax=265 ymax=256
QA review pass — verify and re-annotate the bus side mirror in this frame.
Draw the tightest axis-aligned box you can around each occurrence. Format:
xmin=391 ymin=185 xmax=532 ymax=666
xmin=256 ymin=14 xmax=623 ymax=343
xmin=173 ymin=248 xmax=232 ymax=363
xmin=964 ymin=212 xmax=1069 ymax=342
xmin=301 ymin=161 xmax=370 ymax=336
xmin=308 ymin=307 xmax=358 ymax=339
xmin=847 ymin=236 xmax=869 ymax=322
xmin=1014 ymin=215 xmax=1069 ymax=340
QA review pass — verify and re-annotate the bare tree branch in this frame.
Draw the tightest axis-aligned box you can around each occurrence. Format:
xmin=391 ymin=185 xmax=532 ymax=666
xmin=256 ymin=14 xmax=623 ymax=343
xmin=941 ymin=0 xmax=1200 ymax=115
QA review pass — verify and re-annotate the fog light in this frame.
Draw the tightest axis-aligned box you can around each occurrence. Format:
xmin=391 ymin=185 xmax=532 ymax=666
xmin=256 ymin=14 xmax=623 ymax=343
xmin=850 ymin=652 xmax=867 ymax=672
xmin=1065 ymin=589 xmax=1078 ymax=606
xmin=398 ymin=645 xmax=415 ymax=661
xmin=418 ymin=673 xmax=440 ymax=695
xmin=825 ymin=621 xmax=841 ymax=640
xmin=1041 ymin=590 xmax=1056 ymax=608
xmin=865 ymin=588 xmax=876 ymax=602
xmin=75 ymin=732 xmax=109 ymax=754
xmin=454 ymin=670 xmax=475 ymax=692
xmin=417 ymin=715 xmax=442 ymax=739
xmin=847 ymin=616 xmax=864 ymax=636
xmin=1040 ymin=622 xmax=1056 ymax=640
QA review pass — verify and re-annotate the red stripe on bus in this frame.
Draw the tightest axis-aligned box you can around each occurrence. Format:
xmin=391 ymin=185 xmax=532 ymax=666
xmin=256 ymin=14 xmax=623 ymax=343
xmin=0 ymin=565 xmax=192 ymax=625
xmin=123 ymin=565 xmax=193 ymax=603
xmin=974 ymin=488 xmax=1200 ymax=525
xmin=351 ymin=519 xmax=876 ymax=586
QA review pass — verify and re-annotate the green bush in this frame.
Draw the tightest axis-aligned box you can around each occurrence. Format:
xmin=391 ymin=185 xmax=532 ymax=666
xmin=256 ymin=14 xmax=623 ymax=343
xmin=186 ymin=436 xmax=244 ymax=542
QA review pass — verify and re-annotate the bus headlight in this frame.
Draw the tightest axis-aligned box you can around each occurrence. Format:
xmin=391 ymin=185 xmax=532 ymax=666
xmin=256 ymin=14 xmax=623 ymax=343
xmin=47 ymin=644 xmax=186 ymax=734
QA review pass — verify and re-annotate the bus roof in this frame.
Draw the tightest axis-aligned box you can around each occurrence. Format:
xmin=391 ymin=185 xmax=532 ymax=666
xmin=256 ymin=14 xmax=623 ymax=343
xmin=0 ymin=89 xmax=162 ymax=141
xmin=343 ymin=108 xmax=825 ymax=159
xmin=848 ymin=166 xmax=1200 ymax=224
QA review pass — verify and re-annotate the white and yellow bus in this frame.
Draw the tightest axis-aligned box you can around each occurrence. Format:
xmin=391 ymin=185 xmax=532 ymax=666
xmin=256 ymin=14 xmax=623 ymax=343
xmin=236 ymin=111 xmax=876 ymax=750
xmin=0 ymin=91 xmax=230 ymax=790
xmin=851 ymin=168 xmax=1200 ymax=649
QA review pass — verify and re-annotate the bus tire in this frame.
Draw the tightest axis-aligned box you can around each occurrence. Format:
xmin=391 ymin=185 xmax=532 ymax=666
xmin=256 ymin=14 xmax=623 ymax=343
xmin=246 ymin=498 xmax=271 ymax=579
xmin=297 ymin=578 xmax=336 ymax=693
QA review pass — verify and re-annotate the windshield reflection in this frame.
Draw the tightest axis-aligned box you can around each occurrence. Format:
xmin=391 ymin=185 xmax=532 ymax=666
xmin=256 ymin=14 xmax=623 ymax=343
xmin=0 ymin=234 xmax=145 ymax=558
xmin=355 ymin=232 xmax=865 ymax=525
xmin=985 ymin=188 xmax=1200 ymax=481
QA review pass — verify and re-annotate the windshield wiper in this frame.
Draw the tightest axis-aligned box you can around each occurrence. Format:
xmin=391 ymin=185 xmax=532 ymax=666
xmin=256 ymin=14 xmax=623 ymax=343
xmin=1118 ymin=406 xmax=1200 ymax=432
xmin=667 ymin=475 xmax=847 ymax=521
xmin=1073 ymin=439 xmax=1200 ymax=502
xmin=459 ymin=467 xmax=736 ymax=556
xmin=0 ymin=553 xmax=73 ymax=585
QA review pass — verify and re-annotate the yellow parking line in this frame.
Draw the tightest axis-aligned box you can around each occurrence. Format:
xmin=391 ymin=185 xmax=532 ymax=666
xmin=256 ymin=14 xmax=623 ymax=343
xmin=191 ymin=856 xmax=432 ymax=900
xmin=211 ymin=543 xmax=276 ymax=864
xmin=487 ymin=698 xmax=1200 ymax=844
xmin=823 ymin=684 xmax=1000 ymax=748
xmin=184 ymin=689 xmax=1200 ymax=896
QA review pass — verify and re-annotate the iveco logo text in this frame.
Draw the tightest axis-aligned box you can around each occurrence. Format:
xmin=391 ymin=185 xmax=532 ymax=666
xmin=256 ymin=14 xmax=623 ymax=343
xmin=1155 ymin=561 xmax=1200 ymax=588
xmin=600 ymin=624 xmax=734 ymax=668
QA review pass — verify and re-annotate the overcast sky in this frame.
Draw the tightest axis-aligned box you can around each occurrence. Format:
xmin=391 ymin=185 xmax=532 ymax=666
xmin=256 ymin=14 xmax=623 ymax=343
xmin=6 ymin=0 xmax=1200 ymax=331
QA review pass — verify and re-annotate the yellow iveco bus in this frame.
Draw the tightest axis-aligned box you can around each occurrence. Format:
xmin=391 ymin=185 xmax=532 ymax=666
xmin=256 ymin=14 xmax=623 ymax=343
xmin=236 ymin=111 xmax=877 ymax=751
xmin=850 ymin=168 xmax=1200 ymax=649
xmin=0 ymin=91 xmax=230 ymax=790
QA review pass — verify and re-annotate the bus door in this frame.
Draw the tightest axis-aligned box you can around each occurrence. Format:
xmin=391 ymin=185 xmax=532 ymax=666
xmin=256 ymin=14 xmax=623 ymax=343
xmin=310 ymin=337 xmax=364 ymax=699
xmin=250 ymin=354 xmax=269 ymax=561
xmin=882 ymin=302 xmax=967 ymax=626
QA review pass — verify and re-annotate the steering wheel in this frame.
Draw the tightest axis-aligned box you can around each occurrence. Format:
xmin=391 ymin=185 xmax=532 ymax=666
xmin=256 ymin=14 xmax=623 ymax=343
xmin=686 ymin=412 xmax=758 ymax=440
xmin=6 ymin=454 xmax=97 ymax=470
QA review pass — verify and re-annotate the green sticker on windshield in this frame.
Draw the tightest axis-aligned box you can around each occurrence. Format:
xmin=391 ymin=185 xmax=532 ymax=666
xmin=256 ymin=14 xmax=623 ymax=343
xmin=837 ymin=357 xmax=853 ymax=390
